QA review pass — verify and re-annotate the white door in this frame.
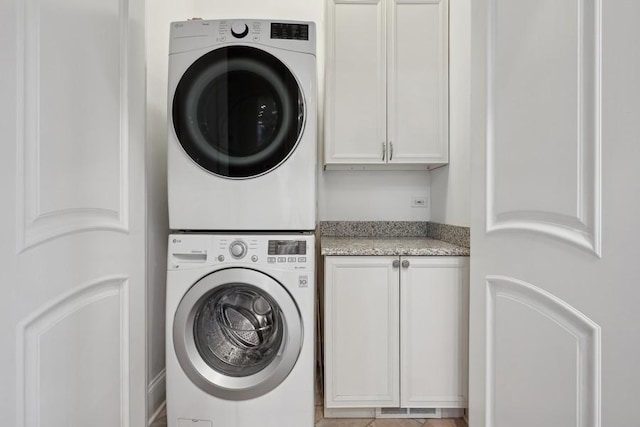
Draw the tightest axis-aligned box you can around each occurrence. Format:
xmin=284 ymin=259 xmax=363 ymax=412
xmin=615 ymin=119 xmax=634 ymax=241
xmin=469 ymin=1 xmax=640 ymax=426
xmin=325 ymin=0 xmax=387 ymax=165
xmin=324 ymin=256 xmax=400 ymax=408
xmin=387 ymin=0 xmax=449 ymax=165
xmin=400 ymin=256 xmax=468 ymax=409
xmin=0 ymin=0 xmax=146 ymax=426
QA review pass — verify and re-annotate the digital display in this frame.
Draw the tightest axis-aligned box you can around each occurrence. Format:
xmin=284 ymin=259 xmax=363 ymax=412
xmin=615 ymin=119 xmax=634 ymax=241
xmin=271 ymin=23 xmax=309 ymax=41
xmin=268 ymin=240 xmax=307 ymax=255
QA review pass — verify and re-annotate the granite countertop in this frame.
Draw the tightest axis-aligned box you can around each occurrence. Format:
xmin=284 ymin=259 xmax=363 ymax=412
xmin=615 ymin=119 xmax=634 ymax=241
xmin=319 ymin=221 xmax=470 ymax=257
xmin=321 ymin=236 xmax=470 ymax=256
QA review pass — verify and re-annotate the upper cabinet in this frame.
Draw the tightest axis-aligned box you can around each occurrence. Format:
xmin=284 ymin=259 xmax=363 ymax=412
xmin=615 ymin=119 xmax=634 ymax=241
xmin=324 ymin=0 xmax=449 ymax=169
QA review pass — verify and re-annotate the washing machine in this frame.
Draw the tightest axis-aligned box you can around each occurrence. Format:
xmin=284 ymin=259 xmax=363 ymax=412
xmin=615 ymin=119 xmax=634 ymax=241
xmin=168 ymin=19 xmax=317 ymax=231
xmin=166 ymin=233 xmax=315 ymax=427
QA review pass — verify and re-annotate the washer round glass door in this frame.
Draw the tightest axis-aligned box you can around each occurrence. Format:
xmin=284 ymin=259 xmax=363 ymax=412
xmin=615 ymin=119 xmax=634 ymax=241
xmin=173 ymin=268 xmax=303 ymax=400
xmin=172 ymin=46 xmax=305 ymax=178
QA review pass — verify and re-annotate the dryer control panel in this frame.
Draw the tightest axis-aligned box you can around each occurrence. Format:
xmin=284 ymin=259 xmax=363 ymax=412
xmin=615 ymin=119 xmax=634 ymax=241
xmin=169 ymin=19 xmax=316 ymax=56
xmin=270 ymin=22 xmax=309 ymax=40
xmin=168 ymin=234 xmax=314 ymax=271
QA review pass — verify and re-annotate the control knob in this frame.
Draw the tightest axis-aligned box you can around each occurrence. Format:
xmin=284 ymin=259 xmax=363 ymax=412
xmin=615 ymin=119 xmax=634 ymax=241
xmin=231 ymin=22 xmax=249 ymax=39
xmin=229 ymin=241 xmax=247 ymax=259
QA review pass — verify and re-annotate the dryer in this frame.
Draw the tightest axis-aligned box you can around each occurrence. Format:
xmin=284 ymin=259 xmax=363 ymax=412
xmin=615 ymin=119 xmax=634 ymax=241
xmin=166 ymin=233 xmax=315 ymax=426
xmin=168 ymin=19 xmax=317 ymax=231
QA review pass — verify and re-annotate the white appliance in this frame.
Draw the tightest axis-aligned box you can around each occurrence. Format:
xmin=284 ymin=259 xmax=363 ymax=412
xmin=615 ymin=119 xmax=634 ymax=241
xmin=168 ymin=19 xmax=317 ymax=231
xmin=166 ymin=233 xmax=315 ymax=427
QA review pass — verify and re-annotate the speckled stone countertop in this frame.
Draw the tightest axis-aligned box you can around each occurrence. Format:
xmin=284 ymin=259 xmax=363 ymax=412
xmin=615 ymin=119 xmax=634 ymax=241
xmin=319 ymin=221 xmax=470 ymax=256
xmin=321 ymin=236 xmax=470 ymax=256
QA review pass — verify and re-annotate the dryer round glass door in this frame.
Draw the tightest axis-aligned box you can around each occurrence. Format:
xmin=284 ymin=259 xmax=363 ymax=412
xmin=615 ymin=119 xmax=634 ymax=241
xmin=172 ymin=46 xmax=305 ymax=179
xmin=173 ymin=268 xmax=303 ymax=400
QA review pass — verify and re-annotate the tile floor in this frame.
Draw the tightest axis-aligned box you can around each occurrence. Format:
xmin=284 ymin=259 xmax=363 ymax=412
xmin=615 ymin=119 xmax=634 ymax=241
xmin=152 ymin=381 xmax=467 ymax=427
xmin=153 ymin=372 xmax=467 ymax=426
xmin=151 ymin=405 xmax=467 ymax=427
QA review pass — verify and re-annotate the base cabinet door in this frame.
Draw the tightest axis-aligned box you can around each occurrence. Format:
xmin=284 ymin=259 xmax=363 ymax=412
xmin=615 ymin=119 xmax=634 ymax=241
xmin=400 ymin=256 xmax=469 ymax=408
xmin=324 ymin=256 xmax=400 ymax=407
xmin=325 ymin=255 xmax=469 ymax=410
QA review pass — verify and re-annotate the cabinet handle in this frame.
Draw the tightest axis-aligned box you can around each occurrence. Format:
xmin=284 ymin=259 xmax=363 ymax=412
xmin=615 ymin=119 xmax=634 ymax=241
xmin=382 ymin=142 xmax=386 ymax=161
xmin=392 ymin=259 xmax=400 ymax=268
xmin=390 ymin=142 xmax=394 ymax=161
xmin=401 ymin=260 xmax=410 ymax=268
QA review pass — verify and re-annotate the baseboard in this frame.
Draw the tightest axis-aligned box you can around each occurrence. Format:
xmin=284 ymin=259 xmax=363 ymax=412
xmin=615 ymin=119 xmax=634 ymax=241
xmin=324 ymin=406 xmax=465 ymax=420
xmin=324 ymin=407 xmax=376 ymax=418
xmin=147 ymin=369 xmax=166 ymax=425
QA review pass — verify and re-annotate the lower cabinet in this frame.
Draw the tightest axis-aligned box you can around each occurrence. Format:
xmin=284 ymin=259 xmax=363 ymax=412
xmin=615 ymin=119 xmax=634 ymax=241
xmin=324 ymin=256 xmax=469 ymax=409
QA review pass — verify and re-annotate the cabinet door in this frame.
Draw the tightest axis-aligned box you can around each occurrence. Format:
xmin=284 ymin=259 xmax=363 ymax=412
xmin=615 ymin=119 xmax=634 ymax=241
xmin=325 ymin=0 xmax=387 ymax=165
xmin=387 ymin=0 xmax=449 ymax=164
xmin=400 ymin=256 xmax=468 ymax=408
xmin=324 ymin=256 xmax=400 ymax=407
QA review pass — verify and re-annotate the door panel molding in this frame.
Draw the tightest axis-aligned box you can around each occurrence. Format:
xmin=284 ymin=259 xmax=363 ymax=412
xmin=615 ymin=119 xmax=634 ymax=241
xmin=16 ymin=0 xmax=130 ymax=252
xmin=485 ymin=0 xmax=602 ymax=256
xmin=16 ymin=276 xmax=130 ymax=427
xmin=485 ymin=276 xmax=601 ymax=427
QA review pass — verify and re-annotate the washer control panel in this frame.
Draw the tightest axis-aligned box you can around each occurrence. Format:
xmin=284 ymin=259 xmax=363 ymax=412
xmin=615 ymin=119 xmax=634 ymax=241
xmin=168 ymin=234 xmax=314 ymax=270
xmin=229 ymin=240 xmax=248 ymax=259
xmin=218 ymin=237 xmax=311 ymax=268
xmin=267 ymin=239 xmax=307 ymax=255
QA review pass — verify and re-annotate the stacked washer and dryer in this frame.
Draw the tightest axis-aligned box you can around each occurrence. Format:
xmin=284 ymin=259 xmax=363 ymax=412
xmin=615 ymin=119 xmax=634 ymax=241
xmin=166 ymin=19 xmax=317 ymax=427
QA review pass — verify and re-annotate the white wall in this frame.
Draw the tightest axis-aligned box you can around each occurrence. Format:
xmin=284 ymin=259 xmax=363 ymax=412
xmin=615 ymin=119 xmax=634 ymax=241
xmin=320 ymin=170 xmax=431 ymax=220
xmin=430 ymin=0 xmax=471 ymax=227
